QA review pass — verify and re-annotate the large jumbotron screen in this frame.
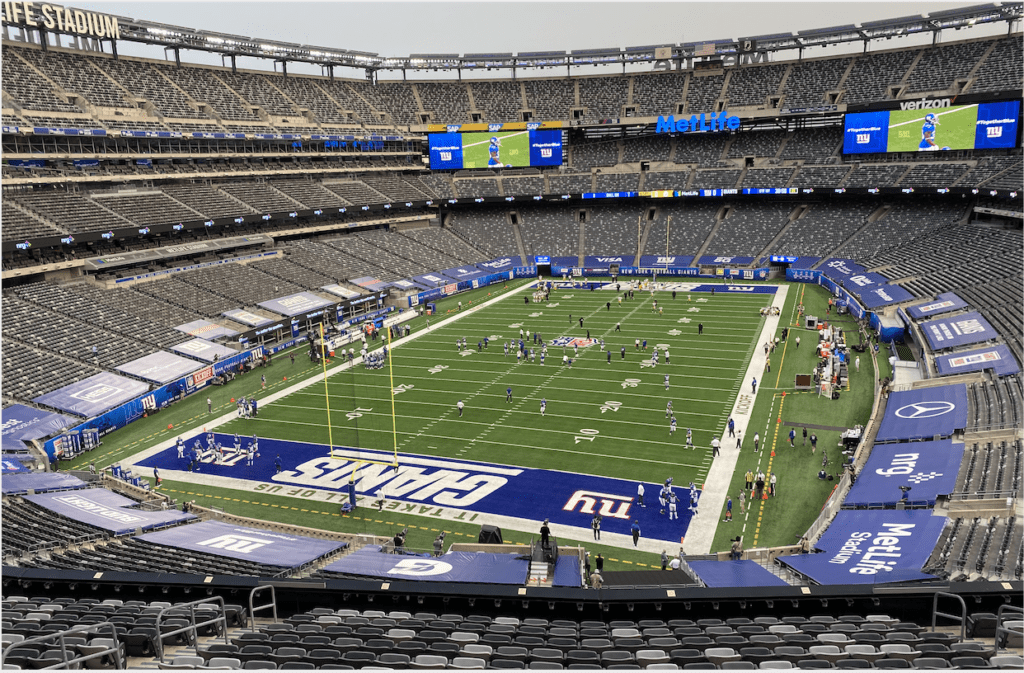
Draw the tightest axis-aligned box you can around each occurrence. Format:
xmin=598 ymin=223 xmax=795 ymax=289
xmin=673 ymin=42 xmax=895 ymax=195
xmin=428 ymin=130 xmax=563 ymax=169
xmin=843 ymin=100 xmax=1020 ymax=154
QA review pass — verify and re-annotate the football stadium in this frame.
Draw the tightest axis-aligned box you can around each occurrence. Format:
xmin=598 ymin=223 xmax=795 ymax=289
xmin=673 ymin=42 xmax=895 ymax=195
xmin=1 ymin=1 xmax=1023 ymax=668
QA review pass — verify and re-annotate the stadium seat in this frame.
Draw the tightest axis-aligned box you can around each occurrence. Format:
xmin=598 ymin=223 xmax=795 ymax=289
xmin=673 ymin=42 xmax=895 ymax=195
xmin=705 ymin=648 xmax=742 ymax=667
xmin=636 ymin=650 xmax=671 ymax=667
xmin=450 ymin=657 xmax=487 ymax=669
xmin=949 ymin=656 xmax=993 ymax=669
xmin=206 ymin=657 xmax=243 ymax=669
xmin=912 ymin=658 xmax=951 ymax=669
xmin=795 ymin=662 xmax=831 ymax=670
xmin=242 ymin=662 xmax=277 ymax=670
xmin=875 ymin=660 xmax=912 ymax=669
xmin=721 ymin=664 xmax=757 ymax=671
xmin=758 ymin=663 xmax=793 ymax=670
xmin=278 ymin=663 xmax=314 ymax=670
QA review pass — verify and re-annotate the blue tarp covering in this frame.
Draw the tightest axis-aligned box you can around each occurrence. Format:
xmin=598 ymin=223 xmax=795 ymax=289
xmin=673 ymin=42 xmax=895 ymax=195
xmin=552 ymin=556 xmax=583 ymax=587
xmin=637 ymin=255 xmax=695 ymax=268
xmin=2 ymin=457 xmax=30 ymax=473
xmin=322 ymin=545 xmax=530 ymax=584
xmin=906 ymin=293 xmax=969 ymax=320
xmin=820 ymin=258 xmax=866 ymax=282
xmin=2 ymin=404 xmax=78 ymax=451
xmin=688 ymin=560 xmax=790 ymax=588
xmin=920 ymin=312 xmax=999 ymax=350
xmin=410 ymin=272 xmax=459 ymax=287
xmin=115 ymin=351 xmax=203 ymax=384
xmin=23 ymin=488 xmax=197 ymax=534
xmin=790 ymin=257 xmax=820 ymax=269
xmin=175 ymin=319 xmax=239 ymax=340
xmin=33 ymin=372 xmax=151 ymax=418
xmin=857 ymin=284 xmax=916 ymax=309
xmin=875 ymin=384 xmax=968 ymax=442
xmin=222 ymin=309 xmax=275 ymax=327
xmin=258 ymin=292 xmax=334 ymax=317
xmin=137 ymin=520 xmax=347 ymax=568
xmin=440 ymin=265 xmax=488 ymax=281
xmin=934 ymin=345 xmax=1020 ymax=378
xmin=477 ymin=257 xmax=522 ymax=272
xmin=778 ymin=510 xmax=946 ymax=585
xmin=135 ymin=435 xmax=700 ymax=544
xmin=170 ymin=339 xmax=240 ymax=363
xmin=1 ymin=472 xmax=88 ymax=495
xmin=844 ymin=440 xmax=965 ymax=507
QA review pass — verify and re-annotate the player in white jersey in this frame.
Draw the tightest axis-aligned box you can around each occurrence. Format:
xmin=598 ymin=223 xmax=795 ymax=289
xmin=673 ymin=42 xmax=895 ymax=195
xmin=176 ymin=438 xmax=184 ymax=458
xmin=668 ymin=496 xmax=678 ymax=520
xmin=659 ymin=488 xmax=668 ymax=515
xmin=516 ymin=349 xmax=522 ymax=362
xmin=686 ymin=427 xmax=693 ymax=448
xmin=664 ymin=374 xmax=670 ymax=390
xmin=670 ymin=416 xmax=677 ymax=436
xmin=504 ymin=342 xmax=509 ymax=357
xmin=666 ymin=400 xmax=673 ymax=418
xmin=540 ymin=398 xmax=546 ymax=416
xmin=207 ymin=432 xmax=215 ymax=451
xmin=246 ymin=442 xmax=255 ymax=466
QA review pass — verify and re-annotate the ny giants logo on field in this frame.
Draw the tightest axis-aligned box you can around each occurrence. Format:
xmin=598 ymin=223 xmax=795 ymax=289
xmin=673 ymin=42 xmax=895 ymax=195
xmin=550 ymin=337 xmax=597 ymax=348
xmin=563 ymin=490 xmax=633 ymax=519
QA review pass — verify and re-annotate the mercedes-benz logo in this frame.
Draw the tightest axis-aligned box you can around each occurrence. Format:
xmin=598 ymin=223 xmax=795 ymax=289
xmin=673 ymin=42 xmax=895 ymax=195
xmin=895 ymin=401 xmax=956 ymax=419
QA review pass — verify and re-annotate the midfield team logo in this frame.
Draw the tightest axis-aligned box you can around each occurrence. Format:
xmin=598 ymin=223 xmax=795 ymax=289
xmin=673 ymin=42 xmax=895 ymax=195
xmin=550 ymin=337 xmax=597 ymax=348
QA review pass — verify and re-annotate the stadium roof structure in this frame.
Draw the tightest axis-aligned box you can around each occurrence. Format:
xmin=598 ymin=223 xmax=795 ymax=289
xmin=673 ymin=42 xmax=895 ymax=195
xmin=1 ymin=2 xmax=1020 ymax=75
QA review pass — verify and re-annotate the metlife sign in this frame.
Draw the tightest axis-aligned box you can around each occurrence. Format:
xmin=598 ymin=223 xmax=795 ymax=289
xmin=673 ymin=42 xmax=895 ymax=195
xmin=656 ymin=111 xmax=740 ymax=134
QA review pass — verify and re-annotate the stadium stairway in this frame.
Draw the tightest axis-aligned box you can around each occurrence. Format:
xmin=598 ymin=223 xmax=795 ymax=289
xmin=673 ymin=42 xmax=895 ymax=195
xmin=691 ymin=205 xmax=728 ymax=262
xmin=811 ymin=204 xmax=892 ymax=268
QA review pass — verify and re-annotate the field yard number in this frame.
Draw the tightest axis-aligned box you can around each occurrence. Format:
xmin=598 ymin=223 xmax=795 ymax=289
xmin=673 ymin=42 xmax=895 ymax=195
xmin=677 ymin=317 xmax=692 ymax=323
xmin=668 ymin=329 xmax=682 ymax=336
xmin=655 ymin=343 xmax=670 ymax=350
xmin=640 ymin=361 xmax=654 ymax=369
xmin=562 ymin=294 xmax=574 ymax=299
xmin=529 ymin=312 xmax=543 ymax=318
xmin=622 ymin=378 xmax=641 ymax=389
xmin=459 ymin=350 xmax=474 ymax=357
xmin=548 ymin=302 xmax=560 ymax=308
xmin=346 ymin=407 xmax=373 ymax=420
xmin=427 ymin=365 xmax=449 ymax=375
xmin=393 ymin=384 xmax=415 ymax=395
xmin=697 ymin=298 xmax=708 ymax=303
xmin=509 ymin=322 xmax=523 ymax=328
xmin=687 ymin=307 xmax=701 ymax=313
xmin=575 ymin=428 xmax=600 ymax=444
xmin=488 ymin=334 xmax=503 ymax=341
xmin=600 ymin=401 xmax=622 ymax=414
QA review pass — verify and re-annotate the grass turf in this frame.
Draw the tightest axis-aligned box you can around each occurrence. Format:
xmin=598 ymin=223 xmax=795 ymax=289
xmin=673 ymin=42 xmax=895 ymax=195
xmin=69 ymin=277 xmax=881 ymax=571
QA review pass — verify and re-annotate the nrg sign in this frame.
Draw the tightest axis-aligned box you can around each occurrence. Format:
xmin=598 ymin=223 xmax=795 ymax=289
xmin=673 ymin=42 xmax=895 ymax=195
xmin=656 ymin=112 xmax=740 ymax=134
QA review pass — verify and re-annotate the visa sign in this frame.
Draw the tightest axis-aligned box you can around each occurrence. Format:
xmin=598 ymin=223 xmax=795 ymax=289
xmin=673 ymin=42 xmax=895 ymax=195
xmin=656 ymin=111 xmax=740 ymax=134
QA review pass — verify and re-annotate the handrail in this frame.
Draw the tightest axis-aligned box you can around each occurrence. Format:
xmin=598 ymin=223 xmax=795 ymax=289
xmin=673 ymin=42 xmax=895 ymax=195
xmin=931 ymin=591 xmax=967 ymax=642
xmin=248 ymin=584 xmax=279 ymax=632
xmin=154 ymin=596 xmax=230 ymax=663
xmin=1 ymin=621 xmax=124 ymax=670
xmin=995 ymin=604 xmax=1023 ymax=650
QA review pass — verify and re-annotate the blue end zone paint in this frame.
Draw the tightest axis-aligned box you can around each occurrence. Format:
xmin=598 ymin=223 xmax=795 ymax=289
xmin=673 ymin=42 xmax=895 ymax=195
xmin=136 ymin=434 xmax=699 ymax=544
xmin=690 ymin=285 xmax=777 ymax=295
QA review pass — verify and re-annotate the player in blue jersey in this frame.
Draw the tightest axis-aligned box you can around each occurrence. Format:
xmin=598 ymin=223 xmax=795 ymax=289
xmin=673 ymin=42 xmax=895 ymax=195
xmin=919 ymin=113 xmax=948 ymax=151
xmin=487 ymin=136 xmax=504 ymax=167
xmin=540 ymin=398 xmax=546 ymax=416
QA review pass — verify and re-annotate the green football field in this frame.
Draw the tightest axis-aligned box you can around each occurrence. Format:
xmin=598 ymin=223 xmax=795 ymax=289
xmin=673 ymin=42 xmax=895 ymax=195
xmin=886 ymin=105 xmax=978 ymax=152
xmin=70 ymin=278 xmax=883 ymax=569
xmin=461 ymin=131 xmax=530 ymax=169
xmin=217 ymin=284 xmax=769 ymax=487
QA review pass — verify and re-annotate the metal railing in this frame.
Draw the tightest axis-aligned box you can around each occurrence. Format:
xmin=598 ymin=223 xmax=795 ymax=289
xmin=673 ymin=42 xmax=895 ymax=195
xmin=248 ymin=584 xmax=279 ymax=632
xmin=931 ymin=591 xmax=967 ymax=642
xmin=2 ymin=621 xmax=124 ymax=670
xmin=996 ymin=604 xmax=1023 ymax=650
xmin=154 ymin=596 xmax=230 ymax=663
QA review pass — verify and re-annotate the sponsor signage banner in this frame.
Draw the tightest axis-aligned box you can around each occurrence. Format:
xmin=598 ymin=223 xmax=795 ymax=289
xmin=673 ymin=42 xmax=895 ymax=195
xmin=477 ymin=257 xmax=522 ymax=271
xmin=135 ymin=435 xmax=701 ymax=544
xmin=582 ymin=255 xmax=635 ymax=267
xmin=115 ymin=351 xmax=204 ymax=385
xmin=1 ymin=404 xmax=78 ymax=451
xmin=906 ymin=292 xmax=969 ymax=320
xmin=786 ymin=268 xmax=822 ymax=283
xmin=875 ymin=384 xmax=969 ymax=442
xmin=920 ymin=311 xmax=998 ymax=350
xmin=323 ymin=545 xmax=529 ymax=584
xmin=934 ymin=344 xmax=1020 ymax=378
xmin=1 ymin=472 xmax=87 ymax=495
xmin=258 ymin=292 xmax=335 ymax=318
xmin=222 ymin=309 xmax=274 ymax=327
xmin=33 ymin=372 xmax=151 ymax=418
xmin=637 ymin=255 xmax=695 ymax=268
xmin=169 ymin=339 xmax=239 ymax=364
xmin=411 ymin=272 xmax=459 ymax=287
xmin=24 ymin=488 xmax=197 ymax=534
xmin=778 ymin=510 xmax=946 ymax=585
xmin=440 ymin=266 xmax=488 ymax=280
xmin=2 ymin=457 xmax=30 ymax=473
xmin=697 ymin=256 xmax=755 ymax=266
xmin=688 ymin=560 xmax=790 ymax=588
xmin=844 ymin=439 xmax=965 ymax=507
xmin=138 ymin=520 xmax=346 ymax=568
xmin=175 ymin=319 xmax=239 ymax=340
